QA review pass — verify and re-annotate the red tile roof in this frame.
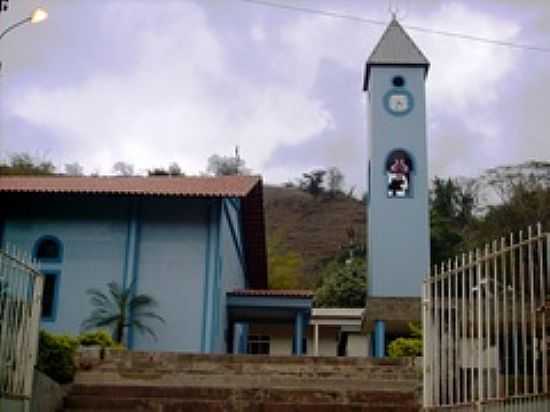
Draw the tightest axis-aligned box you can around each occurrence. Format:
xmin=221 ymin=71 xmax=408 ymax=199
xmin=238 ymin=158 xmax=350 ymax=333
xmin=0 ymin=175 xmax=268 ymax=288
xmin=0 ymin=175 xmax=260 ymax=198
xmin=228 ymin=289 xmax=314 ymax=299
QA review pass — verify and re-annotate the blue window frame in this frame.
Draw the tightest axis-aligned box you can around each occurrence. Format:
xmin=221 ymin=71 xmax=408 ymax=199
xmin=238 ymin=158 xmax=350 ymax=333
xmin=33 ymin=235 xmax=63 ymax=263
xmin=40 ymin=270 xmax=60 ymax=321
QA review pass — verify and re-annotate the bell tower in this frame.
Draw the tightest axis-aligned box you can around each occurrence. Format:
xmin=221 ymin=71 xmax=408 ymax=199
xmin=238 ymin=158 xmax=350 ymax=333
xmin=364 ymin=18 xmax=430 ymax=356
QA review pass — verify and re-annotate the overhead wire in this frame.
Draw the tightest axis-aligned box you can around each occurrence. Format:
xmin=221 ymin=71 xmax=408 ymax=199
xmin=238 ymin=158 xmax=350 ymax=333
xmin=237 ymin=0 xmax=550 ymax=54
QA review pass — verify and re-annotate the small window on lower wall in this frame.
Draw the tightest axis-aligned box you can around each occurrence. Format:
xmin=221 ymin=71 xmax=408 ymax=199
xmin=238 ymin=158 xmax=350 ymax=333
xmin=41 ymin=271 xmax=59 ymax=321
xmin=248 ymin=335 xmax=270 ymax=355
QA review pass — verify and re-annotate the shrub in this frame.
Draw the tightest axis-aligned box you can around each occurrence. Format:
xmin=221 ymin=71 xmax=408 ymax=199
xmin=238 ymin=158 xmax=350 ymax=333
xmin=387 ymin=322 xmax=422 ymax=358
xmin=36 ymin=330 xmax=79 ymax=384
xmin=79 ymin=330 xmax=120 ymax=348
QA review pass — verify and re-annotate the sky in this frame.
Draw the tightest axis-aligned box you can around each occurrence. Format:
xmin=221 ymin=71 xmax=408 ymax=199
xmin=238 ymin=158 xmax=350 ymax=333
xmin=0 ymin=0 xmax=549 ymax=191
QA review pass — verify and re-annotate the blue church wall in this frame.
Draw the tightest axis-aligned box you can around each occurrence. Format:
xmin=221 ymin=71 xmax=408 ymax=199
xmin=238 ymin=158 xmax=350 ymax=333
xmin=0 ymin=194 xmax=248 ymax=353
xmin=131 ymin=197 xmax=209 ymax=352
xmin=1 ymin=196 xmax=128 ymax=334
xmin=367 ymin=66 xmax=430 ymax=297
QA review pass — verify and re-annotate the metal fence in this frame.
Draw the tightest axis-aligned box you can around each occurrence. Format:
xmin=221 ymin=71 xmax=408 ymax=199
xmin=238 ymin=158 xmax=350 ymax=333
xmin=0 ymin=246 xmax=43 ymax=401
xmin=423 ymin=224 xmax=550 ymax=410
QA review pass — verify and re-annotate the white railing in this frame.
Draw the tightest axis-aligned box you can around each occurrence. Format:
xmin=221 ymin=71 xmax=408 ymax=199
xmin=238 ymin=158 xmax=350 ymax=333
xmin=423 ymin=224 xmax=550 ymax=410
xmin=0 ymin=246 xmax=43 ymax=401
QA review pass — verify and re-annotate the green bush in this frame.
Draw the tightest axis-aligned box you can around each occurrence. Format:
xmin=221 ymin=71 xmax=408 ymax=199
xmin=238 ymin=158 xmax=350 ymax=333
xmin=36 ymin=330 xmax=79 ymax=384
xmin=79 ymin=330 xmax=120 ymax=348
xmin=387 ymin=322 xmax=422 ymax=358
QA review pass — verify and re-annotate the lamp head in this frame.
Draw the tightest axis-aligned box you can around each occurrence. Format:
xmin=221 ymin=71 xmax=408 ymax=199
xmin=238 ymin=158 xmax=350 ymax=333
xmin=30 ymin=7 xmax=48 ymax=24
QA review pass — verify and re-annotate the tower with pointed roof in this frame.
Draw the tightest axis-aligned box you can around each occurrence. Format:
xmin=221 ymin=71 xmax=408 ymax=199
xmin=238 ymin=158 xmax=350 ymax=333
xmin=364 ymin=18 xmax=430 ymax=356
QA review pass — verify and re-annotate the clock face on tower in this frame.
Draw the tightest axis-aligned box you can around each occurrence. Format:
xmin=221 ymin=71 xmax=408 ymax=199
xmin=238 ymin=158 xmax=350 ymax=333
xmin=383 ymin=77 xmax=414 ymax=116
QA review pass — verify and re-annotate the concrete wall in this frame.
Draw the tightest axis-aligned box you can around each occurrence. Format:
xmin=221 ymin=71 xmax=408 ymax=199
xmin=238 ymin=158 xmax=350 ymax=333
xmin=30 ymin=370 xmax=66 ymax=412
xmin=367 ymin=66 xmax=430 ymax=297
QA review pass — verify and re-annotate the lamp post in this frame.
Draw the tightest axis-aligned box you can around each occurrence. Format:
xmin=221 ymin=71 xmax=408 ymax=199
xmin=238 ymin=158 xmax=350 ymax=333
xmin=0 ymin=7 xmax=48 ymax=41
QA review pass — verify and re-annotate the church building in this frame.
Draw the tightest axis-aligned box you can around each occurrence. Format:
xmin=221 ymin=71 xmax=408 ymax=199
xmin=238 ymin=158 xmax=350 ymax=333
xmin=0 ymin=175 xmax=310 ymax=354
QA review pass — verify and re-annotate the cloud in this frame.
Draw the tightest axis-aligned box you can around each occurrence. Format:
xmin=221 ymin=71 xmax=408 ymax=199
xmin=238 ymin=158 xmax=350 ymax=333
xmin=8 ymin=1 xmax=332 ymax=175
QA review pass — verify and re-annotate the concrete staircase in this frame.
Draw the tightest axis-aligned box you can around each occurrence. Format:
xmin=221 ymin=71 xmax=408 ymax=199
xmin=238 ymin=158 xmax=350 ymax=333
xmin=64 ymin=351 xmax=421 ymax=411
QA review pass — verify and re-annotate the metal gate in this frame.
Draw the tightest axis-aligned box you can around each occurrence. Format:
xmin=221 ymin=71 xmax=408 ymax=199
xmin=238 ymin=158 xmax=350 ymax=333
xmin=0 ymin=247 xmax=43 ymax=402
xmin=423 ymin=224 xmax=550 ymax=410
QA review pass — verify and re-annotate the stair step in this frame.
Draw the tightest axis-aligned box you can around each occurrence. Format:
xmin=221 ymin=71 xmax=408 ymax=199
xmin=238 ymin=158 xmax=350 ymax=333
xmin=64 ymin=399 xmax=419 ymax=412
xmin=65 ymin=385 xmax=419 ymax=410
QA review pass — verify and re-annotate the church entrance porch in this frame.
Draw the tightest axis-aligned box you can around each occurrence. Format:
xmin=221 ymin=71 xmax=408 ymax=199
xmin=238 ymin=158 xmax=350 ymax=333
xmin=226 ymin=289 xmax=312 ymax=356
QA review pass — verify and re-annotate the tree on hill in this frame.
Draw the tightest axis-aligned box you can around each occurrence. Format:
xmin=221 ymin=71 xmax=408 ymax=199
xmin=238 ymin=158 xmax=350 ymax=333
xmin=466 ymin=180 xmax=550 ymax=247
xmin=314 ymin=237 xmax=366 ymax=308
xmin=430 ymin=177 xmax=475 ymax=266
xmin=0 ymin=153 xmax=55 ymax=175
xmin=207 ymin=146 xmax=250 ymax=176
xmin=148 ymin=162 xmax=183 ymax=176
xmin=299 ymin=169 xmax=326 ymax=197
xmin=113 ymin=161 xmax=135 ymax=176
xmin=267 ymin=230 xmax=305 ymax=289
xmin=326 ymin=166 xmax=344 ymax=197
xmin=64 ymin=162 xmax=84 ymax=176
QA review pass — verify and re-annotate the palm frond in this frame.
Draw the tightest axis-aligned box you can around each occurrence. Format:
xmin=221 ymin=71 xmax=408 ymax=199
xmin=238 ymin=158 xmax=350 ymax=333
xmin=131 ymin=319 xmax=158 ymax=341
xmin=133 ymin=311 xmax=165 ymax=323
xmin=129 ymin=294 xmax=158 ymax=310
xmin=81 ymin=314 xmax=119 ymax=331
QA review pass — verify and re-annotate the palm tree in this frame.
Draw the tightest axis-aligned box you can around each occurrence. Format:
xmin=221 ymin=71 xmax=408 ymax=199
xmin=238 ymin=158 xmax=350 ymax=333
xmin=81 ymin=282 xmax=165 ymax=344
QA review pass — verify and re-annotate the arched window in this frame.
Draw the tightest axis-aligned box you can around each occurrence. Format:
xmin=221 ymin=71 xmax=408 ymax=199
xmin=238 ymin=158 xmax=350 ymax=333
xmin=33 ymin=236 xmax=63 ymax=321
xmin=33 ymin=236 xmax=63 ymax=263
xmin=386 ymin=150 xmax=414 ymax=198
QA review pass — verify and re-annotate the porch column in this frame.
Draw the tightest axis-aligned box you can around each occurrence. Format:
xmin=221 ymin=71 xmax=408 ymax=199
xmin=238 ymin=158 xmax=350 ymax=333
xmin=314 ymin=324 xmax=319 ymax=356
xmin=374 ymin=320 xmax=385 ymax=358
xmin=294 ymin=311 xmax=305 ymax=356
xmin=232 ymin=322 xmax=249 ymax=354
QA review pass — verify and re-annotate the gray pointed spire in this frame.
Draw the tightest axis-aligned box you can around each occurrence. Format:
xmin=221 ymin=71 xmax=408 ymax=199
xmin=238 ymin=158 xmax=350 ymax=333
xmin=363 ymin=18 xmax=429 ymax=90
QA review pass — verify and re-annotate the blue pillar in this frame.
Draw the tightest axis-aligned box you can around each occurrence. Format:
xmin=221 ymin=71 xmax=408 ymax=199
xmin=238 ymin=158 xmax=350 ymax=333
xmin=233 ymin=322 xmax=249 ymax=354
xmin=374 ymin=320 xmax=386 ymax=358
xmin=294 ymin=311 xmax=305 ymax=356
xmin=124 ymin=199 xmax=142 ymax=350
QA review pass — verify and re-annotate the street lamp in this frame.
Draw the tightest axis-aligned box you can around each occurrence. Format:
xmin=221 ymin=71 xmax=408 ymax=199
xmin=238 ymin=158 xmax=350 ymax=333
xmin=0 ymin=7 xmax=48 ymax=41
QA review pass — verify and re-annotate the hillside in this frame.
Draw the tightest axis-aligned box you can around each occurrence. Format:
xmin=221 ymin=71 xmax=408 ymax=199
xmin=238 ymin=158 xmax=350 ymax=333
xmin=263 ymin=185 xmax=365 ymax=288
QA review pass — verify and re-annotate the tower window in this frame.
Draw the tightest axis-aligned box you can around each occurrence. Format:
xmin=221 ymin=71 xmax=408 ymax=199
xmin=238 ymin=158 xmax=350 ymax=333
xmin=392 ymin=76 xmax=405 ymax=87
xmin=386 ymin=150 xmax=414 ymax=198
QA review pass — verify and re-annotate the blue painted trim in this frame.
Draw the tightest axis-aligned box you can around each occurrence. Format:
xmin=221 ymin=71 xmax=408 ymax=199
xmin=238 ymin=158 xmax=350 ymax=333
xmin=32 ymin=235 xmax=63 ymax=263
xmin=374 ymin=320 xmax=386 ymax=358
xmin=228 ymin=198 xmax=240 ymax=214
xmin=127 ymin=199 xmax=142 ymax=350
xmin=227 ymin=295 xmax=312 ymax=309
xmin=202 ymin=199 xmax=222 ymax=353
xmin=121 ymin=200 xmax=132 ymax=290
xmin=201 ymin=200 xmax=213 ymax=352
xmin=40 ymin=269 xmax=61 ymax=322
xmin=223 ymin=200 xmax=245 ymax=272
xmin=293 ymin=311 xmax=305 ymax=355
xmin=211 ymin=200 xmax=223 ymax=352
xmin=383 ymin=88 xmax=414 ymax=117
